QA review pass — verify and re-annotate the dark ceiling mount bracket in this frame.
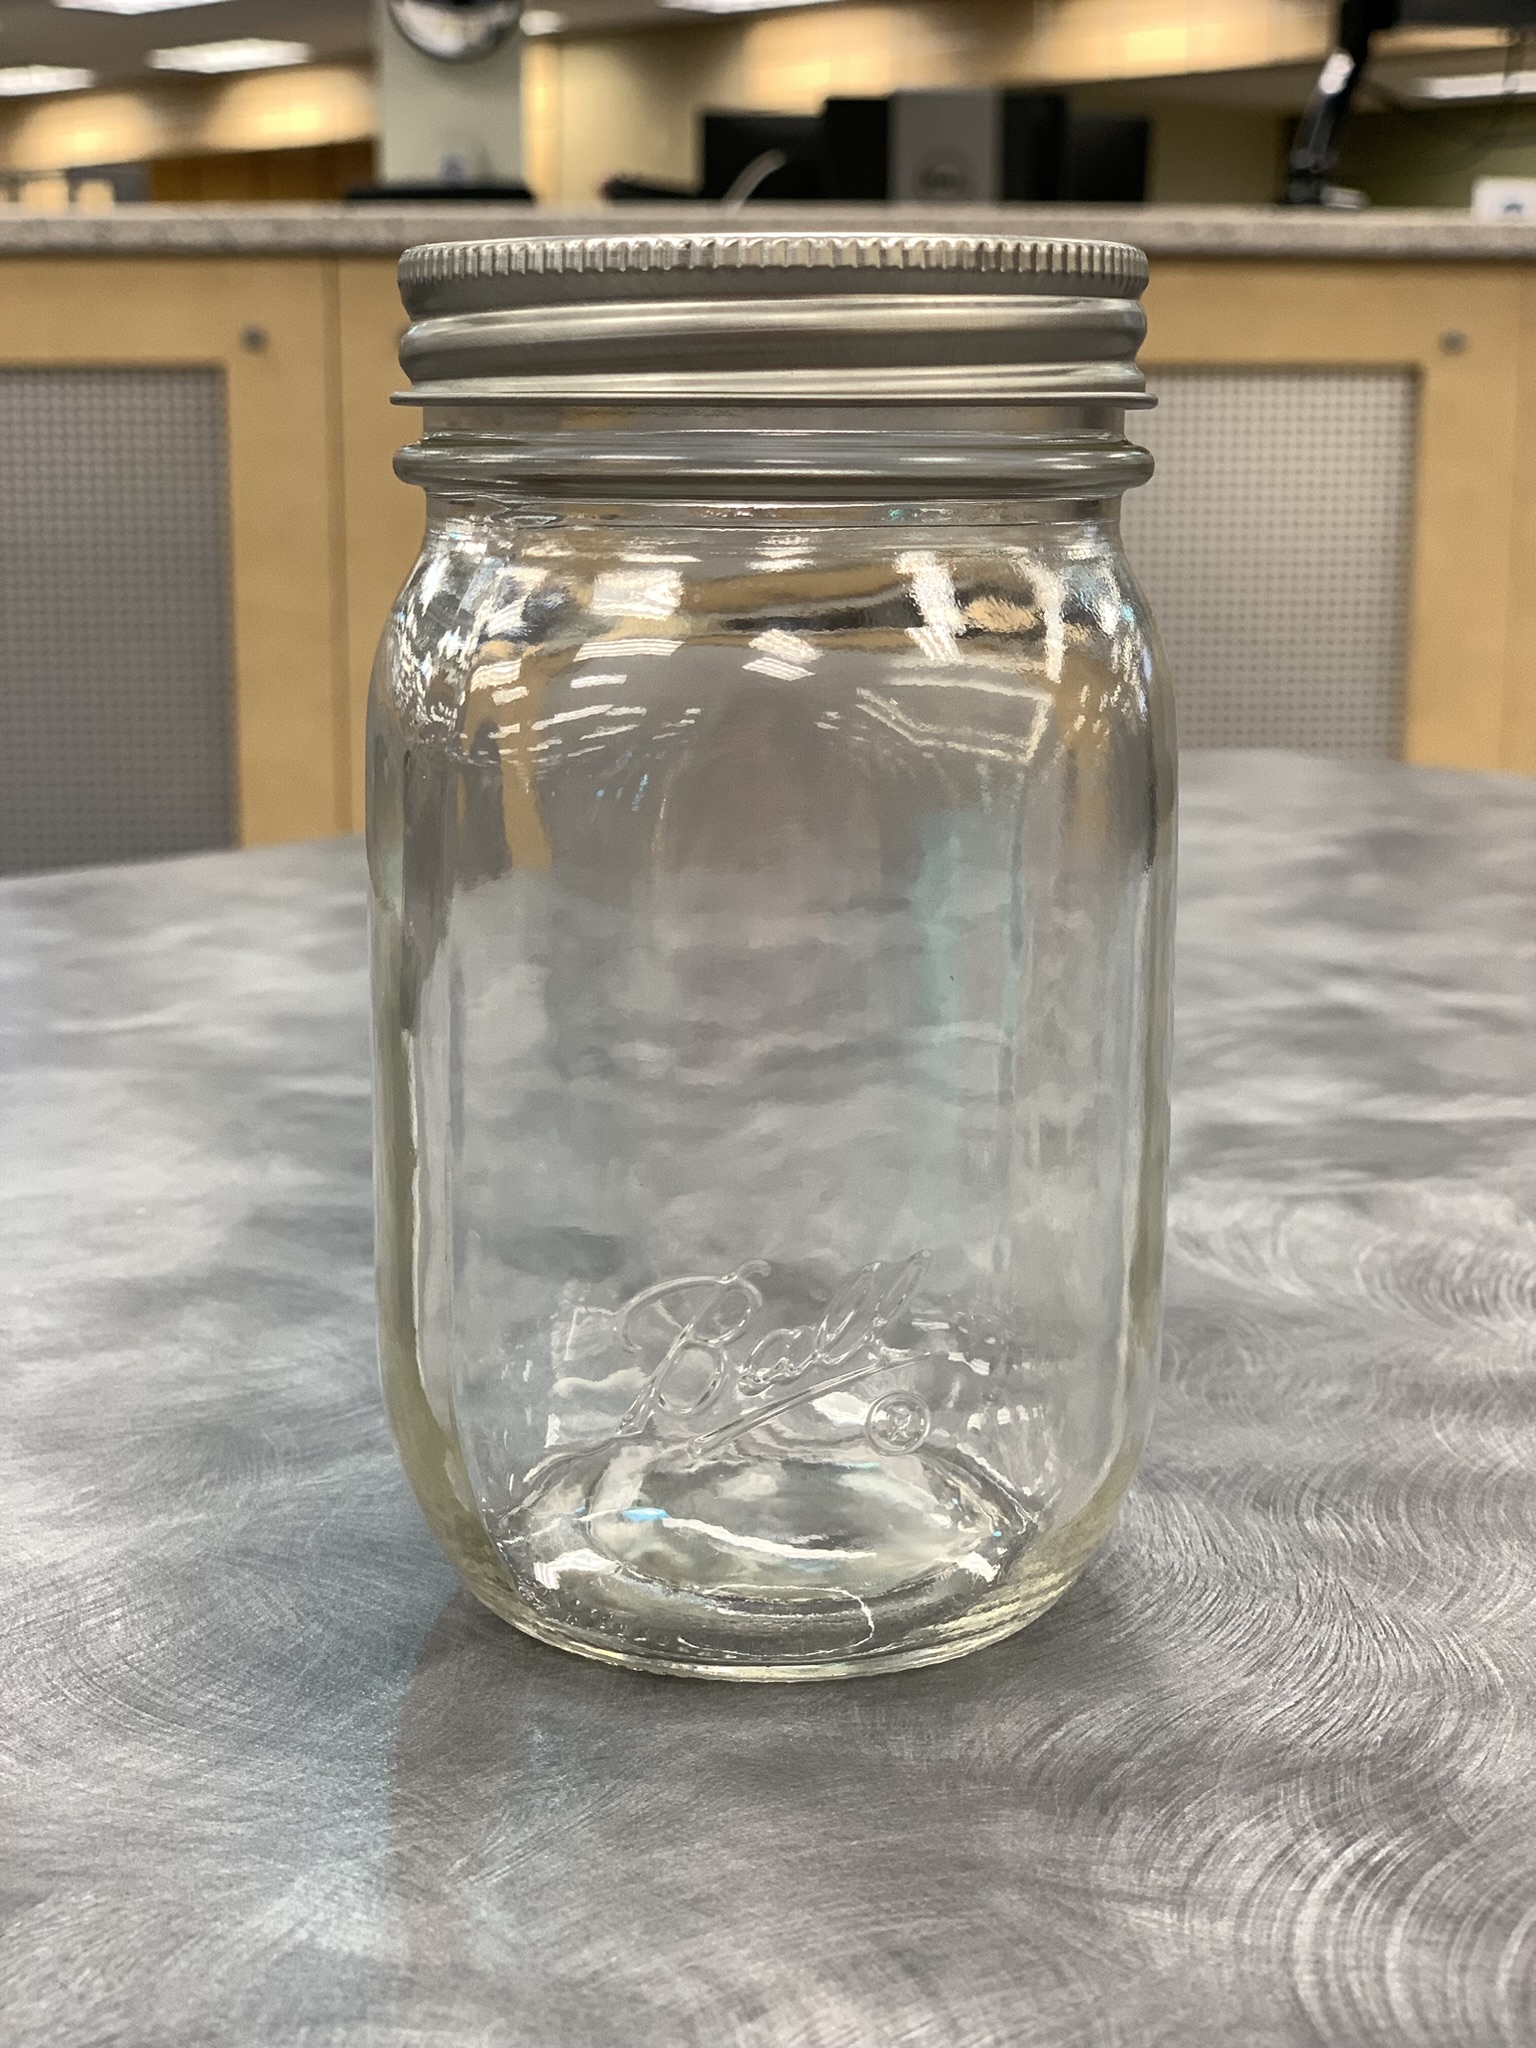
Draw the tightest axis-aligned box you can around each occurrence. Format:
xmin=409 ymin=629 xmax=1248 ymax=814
xmin=1283 ymin=0 xmax=1403 ymax=204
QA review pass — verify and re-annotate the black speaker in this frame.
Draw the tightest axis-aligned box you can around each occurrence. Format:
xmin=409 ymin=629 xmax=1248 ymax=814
xmin=823 ymin=98 xmax=889 ymax=201
xmin=1001 ymin=92 xmax=1068 ymax=201
xmin=1060 ymin=115 xmax=1149 ymax=203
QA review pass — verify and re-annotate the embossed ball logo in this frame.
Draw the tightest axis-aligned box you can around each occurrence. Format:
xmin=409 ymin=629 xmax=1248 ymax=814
xmin=616 ymin=1255 xmax=934 ymax=1457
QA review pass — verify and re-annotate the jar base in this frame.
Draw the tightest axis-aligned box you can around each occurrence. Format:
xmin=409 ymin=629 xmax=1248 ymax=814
xmin=463 ymin=1446 xmax=1125 ymax=1682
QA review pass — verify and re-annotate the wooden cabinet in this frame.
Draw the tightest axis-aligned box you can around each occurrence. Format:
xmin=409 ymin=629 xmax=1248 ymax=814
xmin=0 ymin=257 xmax=354 ymax=847
xmin=0 ymin=252 xmax=421 ymax=852
xmin=1143 ymin=261 xmax=1536 ymax=778
xmin=1 ymin=245 xmax=1531 ymax=865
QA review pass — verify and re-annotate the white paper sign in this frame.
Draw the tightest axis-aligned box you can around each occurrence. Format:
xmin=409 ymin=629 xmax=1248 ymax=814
xmin=1472 ymin=177 xmax=1536 ymax=221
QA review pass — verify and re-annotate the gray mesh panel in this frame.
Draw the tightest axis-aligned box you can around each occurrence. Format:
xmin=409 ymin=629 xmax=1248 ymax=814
xmin=0 ymin=367 xmax=235 ymax=875
xmin=1122 ymin=369 xmax=1417 ymax=756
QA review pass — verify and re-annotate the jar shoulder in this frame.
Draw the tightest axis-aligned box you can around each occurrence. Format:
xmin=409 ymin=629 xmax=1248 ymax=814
xmin=367 ymin=513 xmax=1173 ymax=771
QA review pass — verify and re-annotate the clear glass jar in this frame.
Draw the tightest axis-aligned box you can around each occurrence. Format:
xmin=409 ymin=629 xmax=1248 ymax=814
xmin=369 ymin=232 xmax=1175 ymax=1680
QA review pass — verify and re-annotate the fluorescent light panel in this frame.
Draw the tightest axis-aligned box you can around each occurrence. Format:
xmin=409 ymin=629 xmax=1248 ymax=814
xmin=662 ymin=0 xmax=838 ymax=13
xmin=520 ymin=9 xmax=566 ymax=33
xmin=54 ymin=1 xmax=233 ymax=15
xmin=1417 ymin=69 xmax=1536 ymax=99
xmin=0 ymin=65 xmax=96 ymax=96
xmin=147 ymin=37 xmax=313 ymax=74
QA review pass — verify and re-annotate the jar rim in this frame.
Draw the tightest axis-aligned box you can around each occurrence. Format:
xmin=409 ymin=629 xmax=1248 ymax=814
xmin=394 ymin=405 xmax=1155 ymax=500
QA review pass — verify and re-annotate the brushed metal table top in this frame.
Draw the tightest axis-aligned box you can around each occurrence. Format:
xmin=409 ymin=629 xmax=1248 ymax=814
xmin=2 ymin=752 xmax=1533 ymax=2048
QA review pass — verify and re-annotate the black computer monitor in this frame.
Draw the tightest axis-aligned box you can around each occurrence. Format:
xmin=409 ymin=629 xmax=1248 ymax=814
xmin=1060 ymin=116 xmax=1149 ymax=203
xmin=823 ymin=100 xmax=889 ymax=202
xmin=700 ymin=112 xmax=824 ymax=202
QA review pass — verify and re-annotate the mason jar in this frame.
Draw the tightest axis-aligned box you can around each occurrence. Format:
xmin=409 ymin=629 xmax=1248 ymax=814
xmin=368 ymin=230 xmax=1175 ymax=1681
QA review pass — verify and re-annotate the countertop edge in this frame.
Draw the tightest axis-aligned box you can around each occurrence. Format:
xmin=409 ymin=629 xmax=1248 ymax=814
xmin=5 ymin=204 xmax=1536 ymax=261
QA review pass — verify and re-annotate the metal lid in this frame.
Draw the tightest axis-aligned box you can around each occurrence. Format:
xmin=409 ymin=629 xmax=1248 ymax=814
xmin=396 ymin=230 xmax=1152 ymax=406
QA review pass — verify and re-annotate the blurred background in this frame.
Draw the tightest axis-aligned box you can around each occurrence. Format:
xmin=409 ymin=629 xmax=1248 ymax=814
xmin=13 ymin=0 xmax=1536 ymax=206
xmin=4 ymin=0 xmax=1536 ymax=879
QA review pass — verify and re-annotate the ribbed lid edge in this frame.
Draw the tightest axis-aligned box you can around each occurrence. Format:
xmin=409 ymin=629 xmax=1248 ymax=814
xmin=399 ymin=232 xmax=1150 ymax=308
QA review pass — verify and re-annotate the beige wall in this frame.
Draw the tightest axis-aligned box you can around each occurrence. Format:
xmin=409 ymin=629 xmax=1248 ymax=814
xmin=524 ymin=0 xmax=1327 ymax=202
xmin=0 ymin=1 xmax=1498 ymax=211
xmin=1072 ymin=90 xmax=1289 ymax=203
xmin=523 ymin=31 xmax=739 ymax=200
xmin=0 ymin=64 xmax=374 ymax=176
xmin=0 ymin=1 xmax=1312 ymax=200
xmin=1145 ymin=105 xmax=1286 ymax=203
xmin=1342 ymin=107 xmax=1536 ymax=209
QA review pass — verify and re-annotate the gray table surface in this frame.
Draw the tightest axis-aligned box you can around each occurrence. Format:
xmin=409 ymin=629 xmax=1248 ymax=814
xmin=2 ymin=751 xmax=1534 ymax=2048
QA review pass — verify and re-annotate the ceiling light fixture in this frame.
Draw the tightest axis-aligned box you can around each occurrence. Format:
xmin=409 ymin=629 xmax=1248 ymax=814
xmin=661 ymin=0 xmax=838 ymax=12
xmin=147 ymin=38 xmax=313 ymax=75
xmin=520 ymin=9 xmax=566 ymax=33
xmin=0 ymin=64 xmax=97 ymax=96
xmin=54 ymin=1 xmax=234 ymax=16
xmin=1416 ymin=69 xmax=1536 ymax=99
